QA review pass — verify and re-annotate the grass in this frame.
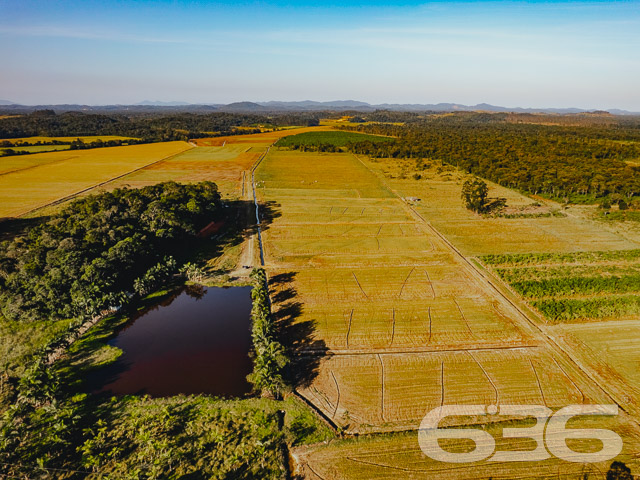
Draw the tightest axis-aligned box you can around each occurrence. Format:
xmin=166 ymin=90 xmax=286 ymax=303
xmin=0 ymin=314 xmax=74 ymax=378
xmin=483 ymin=249 xmax=640 ymax=322
xmin=356 ymin=155 xmax=639 ymax=255
xmin=0 ymin=141 xmax=191 ymax=217
xmin=275 ymin=131 xmax=393 ymax=148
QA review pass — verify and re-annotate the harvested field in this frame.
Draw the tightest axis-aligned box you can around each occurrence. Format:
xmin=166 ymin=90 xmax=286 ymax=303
xmin=103 ymin=145 xmax=262 ymax=198
xmin=256 ymin=148 xmax=613 ymax=437
xmin=294 ymin=413 xmax=640 ymax=479
xmin=0 ymin=141 xmax=191 ymax=217
xmin=357 ymin=156 xmax=639 ymax=255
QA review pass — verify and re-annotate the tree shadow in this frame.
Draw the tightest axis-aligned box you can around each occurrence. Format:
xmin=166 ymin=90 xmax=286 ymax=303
xmin=269 ymin=272 xmax=329 ymax=390
xmin=0 ymin=215 xmax=50 ymax=241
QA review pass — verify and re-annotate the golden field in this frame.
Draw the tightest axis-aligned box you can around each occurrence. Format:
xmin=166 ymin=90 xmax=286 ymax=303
xmin=0 ymin=141 xmax=190 ymax=217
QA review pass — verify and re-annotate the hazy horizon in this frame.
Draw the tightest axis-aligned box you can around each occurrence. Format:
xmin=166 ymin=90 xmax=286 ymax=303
xmin=1 ymin=0 xmax=639 ymax=110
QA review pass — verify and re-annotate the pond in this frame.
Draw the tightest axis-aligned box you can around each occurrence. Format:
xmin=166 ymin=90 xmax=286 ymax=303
xmin=89 ymin=285 xmax=254 ymax=397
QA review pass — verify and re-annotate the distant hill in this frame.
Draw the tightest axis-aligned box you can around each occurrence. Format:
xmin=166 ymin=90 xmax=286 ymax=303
xmin=218 ymin=102 xmax=270 ymax=112
xmin=136 ymin=100 xmax=192 ymax=106
xmin=0 ymin=100 xmax=638 ymax=115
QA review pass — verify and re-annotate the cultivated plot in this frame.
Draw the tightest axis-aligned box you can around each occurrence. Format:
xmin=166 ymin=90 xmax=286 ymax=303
xmin=0 ymin=141 xmax=191 ymax=217
xmin=256 ymin=149 xmax=609 ymax=435
xmin=294 ymin=413 xmax=640 ymax=479
xmin=357 ymin=156 xmax=639 ymax=255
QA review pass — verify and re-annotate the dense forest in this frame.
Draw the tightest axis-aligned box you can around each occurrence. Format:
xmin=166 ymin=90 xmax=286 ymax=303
xmin=342 ymin=113 xmax=640 ymax=202
xmin=0 ymin=182 xmax=221 ymax=323
xmin=0 ymin=110 xmax=321 ymax=141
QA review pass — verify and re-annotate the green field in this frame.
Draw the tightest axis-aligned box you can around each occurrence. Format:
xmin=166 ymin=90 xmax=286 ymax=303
xmin=275 ymin=130 xmax=393 ymax=148
xmin=483 ymin=250 xmax=640 ymax=322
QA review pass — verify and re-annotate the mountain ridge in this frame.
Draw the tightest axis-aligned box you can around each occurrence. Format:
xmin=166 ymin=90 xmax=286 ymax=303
xmin=0 ymin=100 xmax=638 ymax=115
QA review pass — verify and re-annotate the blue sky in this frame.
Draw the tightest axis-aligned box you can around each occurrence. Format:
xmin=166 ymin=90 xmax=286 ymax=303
xmin=1 ymin=0 xmax=639 ymax=109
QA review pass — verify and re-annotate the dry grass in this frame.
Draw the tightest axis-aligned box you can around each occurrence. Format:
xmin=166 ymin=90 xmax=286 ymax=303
xmin=358 ymin=156 xmax=639 ymax=255
xmin=103 ymin=145 xmax=261 ymax=198
xmin=255 ymin=149 xmax=607 ymax=439
xmin=0 ymin=141 xmax=191 ymax=217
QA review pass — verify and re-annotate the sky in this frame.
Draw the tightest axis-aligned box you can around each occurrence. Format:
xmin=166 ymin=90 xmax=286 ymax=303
xmin=0 ymin=0 xmax=639 ymax=110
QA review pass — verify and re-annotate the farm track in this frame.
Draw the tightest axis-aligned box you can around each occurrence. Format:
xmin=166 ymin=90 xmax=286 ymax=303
xmin=350 ymin=154 xmax=636 ymax=423
xmin=251 ymin=146 xmax=271 ymax=266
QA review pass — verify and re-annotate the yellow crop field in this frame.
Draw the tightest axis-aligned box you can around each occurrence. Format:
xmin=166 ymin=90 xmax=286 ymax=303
xmin=102 ymin=145 xmax=262 ymax=198
xmin=255 ymin=148 xmax=616 ymax=447
xmin=357 ymin=156 xmax=639 ymax=255
xmin=293 ymin=413 xmax=640 ymax=479
xmin=0 ymin=141 xmax=190 ymax=218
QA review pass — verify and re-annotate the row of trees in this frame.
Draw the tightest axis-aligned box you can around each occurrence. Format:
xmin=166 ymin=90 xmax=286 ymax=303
xmin=0 ymin=110 xmax=321 ymax=141
xmin=247 ymin=268 xmax=289 ymax=399
xmin=0 ymin=181 xmax=222 ymax=322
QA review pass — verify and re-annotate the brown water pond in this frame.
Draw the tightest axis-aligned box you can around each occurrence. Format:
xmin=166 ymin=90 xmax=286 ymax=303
xmin=89 ymin=285 xmax=253 ymax=397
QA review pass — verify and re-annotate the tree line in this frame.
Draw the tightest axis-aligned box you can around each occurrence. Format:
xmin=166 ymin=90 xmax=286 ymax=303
xmin=342 ymin=114 xmax=640 ymax=202
xmin=247 ymin=268 xmax=289 ymax=399
xmin=0 ymin=110 xmax=321 ymax=142
xmin=0 ymin=181 xmax=222 ymax=323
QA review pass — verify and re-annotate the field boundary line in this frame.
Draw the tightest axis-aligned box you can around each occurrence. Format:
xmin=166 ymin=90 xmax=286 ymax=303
xmin=296 ymin=343 xmax=539 ymax=356
xmin=529 ymin=359 xmax=548 ymax=407
xmin=351 ymin=271 xmax=369 ymax=300
xmin=0 ymin=153 xmax=80 ymax=177
xmin=425 ymin=270 xmax=436 ymax=298
xmin=552 ymin=357 xmax=586 ymax=403
xmin=15 ymin=144 xmax=193 ymax=218
xmin=453 ymin=298 xmax=476 ymax=339
xmin=330 ymin=370 xmax=341 ymax=419
xmin=291 ymin=390 xmax=340 ymax=434
xmin=440 ymin=361 xmax=445 ymax=406
xmin=377 ymin=353 xmax=386 ymax=423
xmin=389 ymin=308 xmax=396 ymax=346
xmin=345 ymin=308 xmax=353 ymax=348
xmin=468 ymin=351 xmax=500 ymax=405
xmin=397 ymin=266 xmax=415 ymax=298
